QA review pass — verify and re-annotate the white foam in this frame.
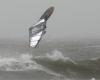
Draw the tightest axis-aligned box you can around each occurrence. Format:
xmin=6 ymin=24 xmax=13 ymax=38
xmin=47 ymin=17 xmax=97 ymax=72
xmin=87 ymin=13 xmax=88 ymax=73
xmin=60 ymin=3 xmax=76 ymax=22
xmin=90 ymin=77 xmax=95 ymax=80
xmin=45 ymin=50 xmax=76 ymax=64
xmin=0 ymin=50 xmax=77 ymax=77
xmin=0 ymin=54 xmax=44 ymax=71
xmin=34 ymin=50 xmax=70 ymax=61
xmin=46 ymin=50 xmax=67 ymax=61
xmin=0 ymin=53 xmax=63 ymax=77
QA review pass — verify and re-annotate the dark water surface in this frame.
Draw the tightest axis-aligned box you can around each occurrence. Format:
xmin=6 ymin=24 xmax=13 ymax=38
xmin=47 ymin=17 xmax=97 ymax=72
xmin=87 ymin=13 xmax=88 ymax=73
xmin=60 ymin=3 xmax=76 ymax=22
xmin=0 ymin=39 xmax=99 ymax=80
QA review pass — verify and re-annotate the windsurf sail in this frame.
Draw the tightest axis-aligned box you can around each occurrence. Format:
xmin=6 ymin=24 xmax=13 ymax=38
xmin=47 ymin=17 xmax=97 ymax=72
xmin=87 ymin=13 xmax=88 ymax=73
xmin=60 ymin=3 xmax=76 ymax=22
xmin=29 ymin=6 xmax=54 ymax=48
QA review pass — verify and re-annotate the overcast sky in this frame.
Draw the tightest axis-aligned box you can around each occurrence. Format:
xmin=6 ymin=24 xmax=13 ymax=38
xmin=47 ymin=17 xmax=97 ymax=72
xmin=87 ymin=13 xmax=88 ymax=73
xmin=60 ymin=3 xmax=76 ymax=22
xmin=0 ymin=0 xmax=100 ymax=40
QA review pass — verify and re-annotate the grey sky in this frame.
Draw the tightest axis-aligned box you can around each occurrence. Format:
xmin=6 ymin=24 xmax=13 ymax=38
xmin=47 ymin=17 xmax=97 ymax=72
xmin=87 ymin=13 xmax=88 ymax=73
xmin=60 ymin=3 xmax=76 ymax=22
xmin=0 ymin=0 xmax=100 ymax=40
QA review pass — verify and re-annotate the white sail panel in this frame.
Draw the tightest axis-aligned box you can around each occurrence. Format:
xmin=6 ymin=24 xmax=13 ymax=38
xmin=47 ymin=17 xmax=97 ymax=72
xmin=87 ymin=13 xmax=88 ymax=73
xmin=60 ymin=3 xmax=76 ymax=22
xmin=30 ymin=31 xmax=43 ymax=47
xmin=30 ymin=41 xmax=38 ymax=47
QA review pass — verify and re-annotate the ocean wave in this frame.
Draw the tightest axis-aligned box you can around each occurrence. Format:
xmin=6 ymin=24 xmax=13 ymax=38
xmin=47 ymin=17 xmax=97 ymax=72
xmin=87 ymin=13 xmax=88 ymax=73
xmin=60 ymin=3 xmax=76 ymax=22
xmin=0 ymin=51 xmax=62 ymax=76
xmin=0 ymin=54 xmax=43 ymax=71
xmin=33 ymin=50 xmax=100 ymax=79
xmin=0 ymin=50 xmax=99 ymax=79
xmin=35 ymin=50 xmax=76 ymax=63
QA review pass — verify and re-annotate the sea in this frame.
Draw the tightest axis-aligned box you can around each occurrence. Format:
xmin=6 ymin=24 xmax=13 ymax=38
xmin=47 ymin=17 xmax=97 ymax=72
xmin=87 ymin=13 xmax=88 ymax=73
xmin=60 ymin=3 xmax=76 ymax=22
xmin=0 ymin=39 xmax=100 ymax=80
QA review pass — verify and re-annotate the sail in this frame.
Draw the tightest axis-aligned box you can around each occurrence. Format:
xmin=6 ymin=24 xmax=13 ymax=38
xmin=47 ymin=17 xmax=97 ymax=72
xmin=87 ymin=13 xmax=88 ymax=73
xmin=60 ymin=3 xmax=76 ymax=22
xmin=29 ymin=6 xmax=54 ymax=48
xmin=29 ymin=30 xmax=43 ymax=48
xmin=29 ymin=20 xmax=46 ymax=48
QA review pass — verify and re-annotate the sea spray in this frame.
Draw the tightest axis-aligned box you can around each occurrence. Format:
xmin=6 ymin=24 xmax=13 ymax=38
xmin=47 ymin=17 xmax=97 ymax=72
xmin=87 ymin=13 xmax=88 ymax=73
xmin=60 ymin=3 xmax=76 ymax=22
xmin=33 ymin=50 xmax=100 ymax=79
xmin=0 ymin=50 xmax=99 ymax=79
xmin=0 ymin=53 xmax=42 ymax=71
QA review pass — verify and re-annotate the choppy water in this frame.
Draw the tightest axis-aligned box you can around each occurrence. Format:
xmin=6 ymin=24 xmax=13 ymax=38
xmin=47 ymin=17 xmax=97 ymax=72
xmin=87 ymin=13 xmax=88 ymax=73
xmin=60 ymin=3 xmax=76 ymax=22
xmin=0 ymin=40 xmax=100 ymax=80
xmin=0 ymin=50 xmax=99 ymax=80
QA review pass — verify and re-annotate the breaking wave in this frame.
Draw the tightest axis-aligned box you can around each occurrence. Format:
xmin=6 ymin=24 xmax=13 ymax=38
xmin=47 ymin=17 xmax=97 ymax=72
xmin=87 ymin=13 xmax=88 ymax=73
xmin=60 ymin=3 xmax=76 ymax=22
xmin=0 ymin=54 xmax=39 ymax=71
xmin=0 ymin=50 xmax=99 ymax=79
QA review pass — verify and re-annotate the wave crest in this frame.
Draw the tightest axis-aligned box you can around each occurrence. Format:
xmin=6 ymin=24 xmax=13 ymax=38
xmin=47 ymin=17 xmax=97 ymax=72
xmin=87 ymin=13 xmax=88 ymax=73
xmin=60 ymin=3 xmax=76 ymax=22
xmin=0 ymin=54 xmax=42 ymax=71
xmin=0 ymin=50 xmax=99 ymax=79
